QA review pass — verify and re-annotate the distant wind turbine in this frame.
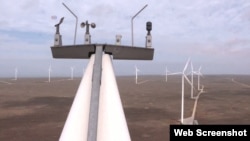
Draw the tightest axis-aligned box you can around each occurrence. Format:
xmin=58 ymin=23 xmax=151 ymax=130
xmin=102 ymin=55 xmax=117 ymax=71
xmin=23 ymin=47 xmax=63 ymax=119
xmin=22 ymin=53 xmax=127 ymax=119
xmin=197 ymin=66 xmax=202 ymax=90
xmin=14 ymin=67 xmax=18 ymax=80
xmin=48 ymin=64 xmax=52 ymax=83
xmin=135 ymin=65 xmax=140 ymax=84
xmin=165 ymin=66 xmax=170 ymax=82
xmin=178 ymin=59 xmax=206 ymax=125
xmin=190 ymin=62 xmax=194 ymax=99
xmin=190 ymin=63 xmax=204 ymax=98
xmin=70 ymin=66 xmax=75 ymax=80
xmin=180 ymin=58 xmax=194 ymax=124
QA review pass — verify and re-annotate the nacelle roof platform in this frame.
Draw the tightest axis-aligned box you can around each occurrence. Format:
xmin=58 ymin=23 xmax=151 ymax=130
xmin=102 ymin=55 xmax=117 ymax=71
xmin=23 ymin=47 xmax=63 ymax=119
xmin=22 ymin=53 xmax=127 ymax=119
xmin=51 ymin=44 xmax=154 ymax=60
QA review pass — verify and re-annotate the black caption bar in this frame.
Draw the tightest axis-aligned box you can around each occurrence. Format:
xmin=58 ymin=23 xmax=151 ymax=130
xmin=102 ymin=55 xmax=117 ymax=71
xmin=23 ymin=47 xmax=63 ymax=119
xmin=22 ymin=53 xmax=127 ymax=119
xmin=170 ymin=125 xmax=250 ymax=141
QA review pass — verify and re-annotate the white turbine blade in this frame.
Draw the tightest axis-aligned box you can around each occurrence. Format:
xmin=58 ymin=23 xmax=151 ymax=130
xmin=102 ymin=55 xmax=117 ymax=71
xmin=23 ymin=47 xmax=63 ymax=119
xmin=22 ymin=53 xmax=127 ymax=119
xmin=192 ymin=71 xmax=199 ymax=75
xmin=0 ymin=81 xmax=12 ymax=85
xmin=191 ymin=62 xmax=193 ymax=72
xmin=183 ymin=58 xmax=190 ymax=72
xmin=59 ymin=55 xmax=95 ymax=141
xmin=198 ymin=66 xmax=202 ymax=75
xmin=168 ymin=72 xmax=182 ymax=75
xmin=200 ymin=72 xmax=204 ymax=77
xmin=198 ymin=66 xmax=204 ymax=78
xmin=98 ymin=54 xmax=131 ymax=141
xmin=135 ymin=65 xmax=140 ymax=72
xmin=184 ymin=74 xmax=192 ymax=86
xmin=198 ymin=66 xmax=202 ymax=72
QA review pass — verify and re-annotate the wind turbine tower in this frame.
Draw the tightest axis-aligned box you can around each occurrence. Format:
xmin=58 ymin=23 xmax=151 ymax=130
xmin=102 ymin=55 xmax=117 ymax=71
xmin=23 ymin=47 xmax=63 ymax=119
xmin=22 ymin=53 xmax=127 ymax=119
xmin=165 ymin=66 xmax=170 ymax=82
xmin=197 ymin=66 xmax=202 ymax=90
xmin=190 ymin=62 xmax=194 ymax=99
xmin=14 ymin=67 xmax=18 ymax=80
xmin=179 ymin=59 xmax=204 ymax=125
xmin=48 ymin=64 xmax=52 ymax=83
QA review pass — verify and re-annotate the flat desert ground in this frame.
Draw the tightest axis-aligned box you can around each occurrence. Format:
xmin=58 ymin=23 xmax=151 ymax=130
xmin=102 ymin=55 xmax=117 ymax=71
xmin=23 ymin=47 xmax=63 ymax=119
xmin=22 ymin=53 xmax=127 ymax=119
xmin=1 ymin=75 xmax=250 ymax=141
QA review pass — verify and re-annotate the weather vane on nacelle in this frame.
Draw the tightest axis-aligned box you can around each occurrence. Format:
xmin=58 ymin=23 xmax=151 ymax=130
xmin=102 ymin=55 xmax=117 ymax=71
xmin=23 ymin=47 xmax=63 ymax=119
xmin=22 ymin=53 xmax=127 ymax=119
xmin=81 ymin=20 xmax=96 ymax=44
xmin=54 ymin=17 xmax=64 ymax=47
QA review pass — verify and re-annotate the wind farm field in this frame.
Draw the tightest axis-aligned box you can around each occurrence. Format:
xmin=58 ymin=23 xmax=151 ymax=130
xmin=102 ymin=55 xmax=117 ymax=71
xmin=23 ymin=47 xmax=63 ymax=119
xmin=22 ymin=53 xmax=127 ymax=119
xmin=0 ymin=75 xmax=250 ymax=141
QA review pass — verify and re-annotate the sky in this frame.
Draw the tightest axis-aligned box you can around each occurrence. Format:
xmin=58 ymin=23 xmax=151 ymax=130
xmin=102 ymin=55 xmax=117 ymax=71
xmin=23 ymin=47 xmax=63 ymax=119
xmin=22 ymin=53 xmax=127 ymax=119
xmin=1 ymin=0 xmax=250 ymax=77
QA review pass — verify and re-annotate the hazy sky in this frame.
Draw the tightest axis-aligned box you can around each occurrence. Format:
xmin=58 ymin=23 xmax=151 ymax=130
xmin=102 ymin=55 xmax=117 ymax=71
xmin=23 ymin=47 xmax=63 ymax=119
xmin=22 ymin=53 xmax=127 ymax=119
xmin=1 ymin=0 xmax=250 ymax=77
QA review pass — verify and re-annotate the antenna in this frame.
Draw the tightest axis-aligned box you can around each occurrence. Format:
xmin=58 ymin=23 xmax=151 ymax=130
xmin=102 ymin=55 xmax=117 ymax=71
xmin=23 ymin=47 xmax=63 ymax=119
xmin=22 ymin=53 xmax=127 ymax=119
xmin=62 ymin=2 xmax=78 ymax=45
xmin=131 ymin=4 xmax=148 ymax=46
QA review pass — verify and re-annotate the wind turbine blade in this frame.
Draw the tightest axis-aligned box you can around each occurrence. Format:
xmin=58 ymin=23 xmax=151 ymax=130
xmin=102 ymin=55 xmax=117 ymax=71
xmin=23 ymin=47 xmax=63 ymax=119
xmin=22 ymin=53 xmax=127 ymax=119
xmin=168 ymin=72 xmax=182 ymax=75
xmin=184 ymin=74 xmax=192 ymax=86
xmin=198 ymin=66 xmax=202 ymax=72
xmin=59 ymin=55 xmax=95 ymax=141
xmin=98 ymin=54 xmax=131 ymax=140
xmin=198 ymin=66 xmax=204 ymax=77
xmin=191 ymin=62 xmax=193 ymax=72
xmin=135 ymin=65 xmax=140 ymax=72
xmin=183 ymin=58 xmax=190 ymax=72
xmin=192 ymin=71 xmax=199 ymax=75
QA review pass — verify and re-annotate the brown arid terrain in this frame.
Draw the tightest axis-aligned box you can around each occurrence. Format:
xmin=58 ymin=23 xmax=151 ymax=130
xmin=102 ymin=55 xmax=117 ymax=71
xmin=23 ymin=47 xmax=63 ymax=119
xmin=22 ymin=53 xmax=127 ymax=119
xmin=0 ymin=75 xmax=250 ymax=141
